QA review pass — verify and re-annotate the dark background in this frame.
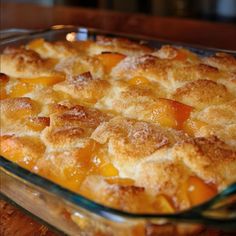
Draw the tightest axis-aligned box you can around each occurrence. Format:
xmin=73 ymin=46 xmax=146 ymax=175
xmin=3 ymin=0 xmax=236 ymax=23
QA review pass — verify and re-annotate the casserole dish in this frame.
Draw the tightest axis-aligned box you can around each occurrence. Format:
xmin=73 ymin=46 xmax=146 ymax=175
xmin=0 ymin=25 xmax=236 ymax=236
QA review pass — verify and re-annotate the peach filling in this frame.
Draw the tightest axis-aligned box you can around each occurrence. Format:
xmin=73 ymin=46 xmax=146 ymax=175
xmin=0 ymin=136 xmax=45 ymax=169
xmin=128 ymin=76 xmax=150 ymax=85
xmin=153 ymin=194 xmax=175 ymax=213
xmin=27 ymin=38 xmax=45 ymax=50
xmin=19 ymin=75 xmax=65 ymax=86
xmin=151 ymin=98 xmax=193 ymax=129
xmin=174 ymin=49 xmax=198 ymax=62
xmin=187 ymin=176 xmax=217 ymax=206
xmin=41 ymin=141 xmax=100 ymax=191
xmin=96 ymin=52 xmax=126 ymax=73
xmin=9 ymin=82 xmax=35 ymax=97
xmin=97 ymin=163 xmax=119 ymax=177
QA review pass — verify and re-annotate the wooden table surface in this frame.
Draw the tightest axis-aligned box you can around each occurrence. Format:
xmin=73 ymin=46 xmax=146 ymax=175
xmin=1 ymin=2 xmax=236 ymax=50
xmin=1 ymin=2 xmax=236 ymax=236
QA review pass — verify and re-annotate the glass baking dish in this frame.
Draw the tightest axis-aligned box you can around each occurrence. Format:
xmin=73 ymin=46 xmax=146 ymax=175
xmin=0 ymin=25 xmax=236 ymax=236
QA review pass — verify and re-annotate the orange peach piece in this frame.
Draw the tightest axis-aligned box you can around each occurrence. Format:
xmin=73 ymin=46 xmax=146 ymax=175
xmin=19 ymin=75 xmax=65 ymax=86
xmin=128 ymin=76 xmax=150 ymax=85
xmin=174 ymin=51 xmax=188 ymax=61
xmin=151 ymin=99 xmax=192 ymax=129
xmin=98 ymin=163 xmax=119 ymax=177
xmin=9 ymin=82 xmax=35 ymax=98
xmin=153 ymin=194 xmax=175 ymax=213
xmin=27 ymin=38 xmax=45 ymax=50
xmin=43 ymin=140 xmax=100 ymax=192
xmin=96 ymin=53 xmax=126 ymax=73
xmin=187 ymin=176 xmax=217 ymax=206
xmin=174 ymin=49 xmax=198 ymax=62
xmin=170 ymin=100 xmax=193 ymax=129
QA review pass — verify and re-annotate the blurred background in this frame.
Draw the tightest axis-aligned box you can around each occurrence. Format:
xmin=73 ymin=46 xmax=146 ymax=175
xmin=4 ymin=0 xmax=236 ymax=23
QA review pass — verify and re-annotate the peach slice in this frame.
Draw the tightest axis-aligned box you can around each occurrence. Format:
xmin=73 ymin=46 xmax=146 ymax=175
xmin=171 ymin=100 xmax=193 ymax=129
xmin=9 ymin=82 xmax=35 ymax=98
xmin=128 ymin=76 xmax=150 ymax=85
xmin=37 ymin=140 xmax=101 ymax=192
xmin=187 ymin=176 xmax=217 ymax=206
xmin=27 ymin=38 xmax=45 ymax=50
xmin=19 ymin=75 xmax=65 ymax=86
xmin=174 ymin=49 xmax=198 ymax=62
xmin=153 ymin=194 xmax=175 ymax=213
xmin=96 ymin=52 xmax=126 ymax=73
xmin=151 ymin=98 xmax=193 ymax=129
xmin=98 ymin=163 xmax=119 ymax=177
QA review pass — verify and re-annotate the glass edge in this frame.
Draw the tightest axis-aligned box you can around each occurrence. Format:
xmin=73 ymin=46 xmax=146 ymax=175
xmin=0 ymin=192 xmax=66 ymax=236
xmin=0 ymin=25 xmax=235 ymax=55
xmin=1 ymin=156 xmax=236 ymax=227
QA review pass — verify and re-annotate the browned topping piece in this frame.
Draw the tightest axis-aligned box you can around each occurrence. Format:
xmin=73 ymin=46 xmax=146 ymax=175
xmin=203 ymin=52 xmax=236 ymax=72
xmin=174 ymin=79 xmax=231 ymax=109
xmin=174 ymin=136 xmax=236 ymax=187
xmin=92 ymin=117 xmax=170 ymax=158
xmin=54 ymin=72 xmax=110 ymax=103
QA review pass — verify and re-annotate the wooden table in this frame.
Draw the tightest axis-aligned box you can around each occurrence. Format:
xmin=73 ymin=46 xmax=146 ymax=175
xmin=1 ymin=2 xmax=236 ymax=50
xmin=1 ymin=2 xmax=236 ymax=236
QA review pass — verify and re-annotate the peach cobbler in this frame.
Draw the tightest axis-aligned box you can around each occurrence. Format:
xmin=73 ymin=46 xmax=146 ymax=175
xmin=1 ymin=36 xmax=236 ymax=214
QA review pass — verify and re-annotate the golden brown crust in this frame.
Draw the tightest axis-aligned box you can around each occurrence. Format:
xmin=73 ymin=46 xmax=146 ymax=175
xmin=54 ymin=72 xmax=110 ymax=104
xmin=203 ymin=53 xmax=236 ymax=72
xmin=92 ymin=116 xmax=188 ymax=178
xmin=0 ymin=97 xmax=39 ymax=115
xmin=135 ymin=161 xmax=190 ymax=209
xmin=174 ymin=79 xmax=231 ymax=109
xmin=42 ymin=104 xmax=110 ymax=150
xmin=92 ymin=117 xmax=170 ymax=157
xmin=89 ymin=35 xmax=153 ymax=56
xmin=55 ymin=54 xmax=106 ymax=79
xmin=153 ymin=45 xmax=199 ymax=62
xmin=28 ymin=40 xmax=84 ymax=59
xmin=174 ymin=136 xmax=236 ymax=188
xmin=196 ymin=99 xmax=236 ymax=125
xmin=0 ymin=47 xmax=61 ymax=78
xmin=80 ymin=175 xmax=155 ymax=213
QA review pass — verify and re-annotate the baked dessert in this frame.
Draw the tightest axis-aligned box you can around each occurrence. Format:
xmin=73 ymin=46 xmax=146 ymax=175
xmin=0 ymin=36 xmax=236 ymax=216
